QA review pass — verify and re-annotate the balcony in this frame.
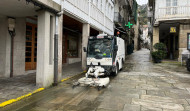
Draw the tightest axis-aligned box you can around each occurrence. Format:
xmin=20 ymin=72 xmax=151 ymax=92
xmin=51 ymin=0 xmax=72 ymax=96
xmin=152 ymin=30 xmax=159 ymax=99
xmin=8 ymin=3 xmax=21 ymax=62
xmin=156 ymin=6 xmax=190 ymax=21
xmin=114 ymin=12 xmax=126 ymax=30
xmin=114 ymin=12 xmax=124 ymax=23
xmin=62 ymin=0 xmax=114 ymax=35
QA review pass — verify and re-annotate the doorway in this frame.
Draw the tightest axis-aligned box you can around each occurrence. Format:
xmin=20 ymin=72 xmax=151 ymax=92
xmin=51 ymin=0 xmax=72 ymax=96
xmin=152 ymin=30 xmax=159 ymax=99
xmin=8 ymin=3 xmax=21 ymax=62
xmin=25 ymin=23 xmax=37 ymax=70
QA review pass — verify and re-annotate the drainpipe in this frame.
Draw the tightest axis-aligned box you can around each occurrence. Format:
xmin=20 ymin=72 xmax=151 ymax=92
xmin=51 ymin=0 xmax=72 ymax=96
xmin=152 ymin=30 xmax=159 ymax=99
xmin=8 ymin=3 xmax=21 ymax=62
xmin=53 ymin=11 xmax=63 ymax=86
xmin=9 ymin=31 xmax=15 ymax=78
xmin=8 ymin=18 xmax=16 ymax=78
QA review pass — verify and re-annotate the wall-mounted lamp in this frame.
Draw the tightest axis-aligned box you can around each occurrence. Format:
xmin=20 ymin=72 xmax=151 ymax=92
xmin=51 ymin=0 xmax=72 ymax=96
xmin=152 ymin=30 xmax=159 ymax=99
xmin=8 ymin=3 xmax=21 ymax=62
xmin=8 ymin=18 xmax=15 ymax=32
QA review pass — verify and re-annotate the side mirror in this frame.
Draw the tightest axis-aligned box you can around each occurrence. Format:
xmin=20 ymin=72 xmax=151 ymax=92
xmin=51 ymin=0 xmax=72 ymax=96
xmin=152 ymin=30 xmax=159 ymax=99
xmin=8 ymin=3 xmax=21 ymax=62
xmin=83 ymin=47 xmax=87 ymax=52
xmin=114 ymin=45 xmax=118 ymax=51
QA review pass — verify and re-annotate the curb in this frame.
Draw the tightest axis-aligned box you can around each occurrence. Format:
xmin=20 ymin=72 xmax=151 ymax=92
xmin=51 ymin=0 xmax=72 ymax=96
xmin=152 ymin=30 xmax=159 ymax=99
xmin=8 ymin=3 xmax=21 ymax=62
xmin=61 ymin=71 xmax=86 ymax=82
xmin=0 ymin=88 xmax=44 ymax=108
xmin=0 ymin=71 xmax=86 ymax=108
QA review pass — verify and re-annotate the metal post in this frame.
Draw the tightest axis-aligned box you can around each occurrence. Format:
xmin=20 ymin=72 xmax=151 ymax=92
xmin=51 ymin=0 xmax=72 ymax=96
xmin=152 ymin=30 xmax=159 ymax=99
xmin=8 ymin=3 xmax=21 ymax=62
xmin=53 ymin=16 xmax=59 ymax=86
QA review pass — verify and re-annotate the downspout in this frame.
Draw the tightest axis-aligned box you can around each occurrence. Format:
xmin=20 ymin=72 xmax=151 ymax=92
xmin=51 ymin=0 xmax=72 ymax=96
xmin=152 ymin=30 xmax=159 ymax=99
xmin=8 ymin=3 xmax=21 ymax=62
xmin=8 ymin=18 xmax=16 ymax=78
xmin=9 ymin=31 xmax=15 ymax=78
xmin=53 ymin=3 xmax=63 ymax=86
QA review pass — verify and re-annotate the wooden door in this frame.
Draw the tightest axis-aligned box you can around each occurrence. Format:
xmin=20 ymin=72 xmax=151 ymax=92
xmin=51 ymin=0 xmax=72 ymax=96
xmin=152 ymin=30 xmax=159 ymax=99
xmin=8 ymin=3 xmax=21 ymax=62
xmin=25 ymin=23 xmax=37 ymax=70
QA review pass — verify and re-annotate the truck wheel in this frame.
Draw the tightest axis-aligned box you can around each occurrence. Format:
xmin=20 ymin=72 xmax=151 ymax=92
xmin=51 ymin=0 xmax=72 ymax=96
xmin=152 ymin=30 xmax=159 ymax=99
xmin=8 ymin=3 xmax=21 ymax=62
xmin=113 ymin=63 xmax=119 ymax=76
xmin=120 ymin=59 xmax=124 ymax=71
xmin=187 ymin=59 xmax=190 ymax=71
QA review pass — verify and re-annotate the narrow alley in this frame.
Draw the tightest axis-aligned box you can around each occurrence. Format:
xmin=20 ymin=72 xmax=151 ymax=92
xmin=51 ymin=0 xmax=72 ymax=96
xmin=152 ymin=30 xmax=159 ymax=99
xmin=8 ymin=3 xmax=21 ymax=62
xmin=1 ymin=49 xmax=190 ymax=111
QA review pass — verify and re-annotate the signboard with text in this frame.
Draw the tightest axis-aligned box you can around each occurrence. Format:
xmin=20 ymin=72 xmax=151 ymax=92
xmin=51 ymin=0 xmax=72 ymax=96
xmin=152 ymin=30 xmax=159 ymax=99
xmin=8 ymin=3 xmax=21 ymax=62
xmin=170 ymin=27 xmax=176 ymax=33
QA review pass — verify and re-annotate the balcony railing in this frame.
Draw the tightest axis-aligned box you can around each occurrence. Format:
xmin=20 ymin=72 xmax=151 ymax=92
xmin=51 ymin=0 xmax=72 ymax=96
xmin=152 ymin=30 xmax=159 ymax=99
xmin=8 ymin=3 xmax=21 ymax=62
xmin=67 ymin=0 xmax=89 ymax=15
xmin=156 ymin=6 xmax=190 ymax=20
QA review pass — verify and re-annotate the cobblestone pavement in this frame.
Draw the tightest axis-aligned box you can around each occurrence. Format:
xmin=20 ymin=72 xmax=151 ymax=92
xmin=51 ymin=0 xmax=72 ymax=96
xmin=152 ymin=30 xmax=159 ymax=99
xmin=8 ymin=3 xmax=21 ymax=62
xmin=2 ymin=48 xmax=190 ymax=111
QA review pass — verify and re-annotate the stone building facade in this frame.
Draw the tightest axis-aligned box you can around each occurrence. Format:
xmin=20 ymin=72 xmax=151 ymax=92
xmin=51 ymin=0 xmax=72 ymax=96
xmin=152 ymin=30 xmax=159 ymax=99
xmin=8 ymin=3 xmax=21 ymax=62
xmin=149 ymin=0 xmax=190 ymax=60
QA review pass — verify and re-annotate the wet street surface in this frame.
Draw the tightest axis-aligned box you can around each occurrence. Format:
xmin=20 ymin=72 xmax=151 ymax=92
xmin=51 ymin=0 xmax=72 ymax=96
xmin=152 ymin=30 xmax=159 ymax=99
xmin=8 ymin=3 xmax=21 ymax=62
xmin=0 ymin=62 xmax=83 ymax=103
xmin=2 ymin=49 xmax=190 ymax=111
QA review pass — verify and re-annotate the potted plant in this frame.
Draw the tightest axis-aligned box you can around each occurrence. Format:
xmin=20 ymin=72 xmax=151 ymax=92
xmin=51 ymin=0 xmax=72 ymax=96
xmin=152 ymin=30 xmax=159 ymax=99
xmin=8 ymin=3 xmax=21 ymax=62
xmin=151 ymin=43 xmax=167 ymax=63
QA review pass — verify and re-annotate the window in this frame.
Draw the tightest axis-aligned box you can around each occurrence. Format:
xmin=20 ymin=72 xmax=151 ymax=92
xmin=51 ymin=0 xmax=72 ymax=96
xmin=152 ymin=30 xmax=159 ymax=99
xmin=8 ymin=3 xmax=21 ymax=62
xmin=111 ymin=7 xmax=113 ymax=20
xmin=173 ymin=0 xmax=177 ymax=6
xmin=166 ymin=0 xmax=178 ymax=15
xmin=166 ymin=0 xmax=171 ymax=6
xmin=93 ymin=0 xmax=96 ymax=5
xmin=96 ymin=0 xmax=98 ymax=7
xmin=106 ymin=2 xmax=109 ymax=16
xmin=101 ymin=0 xmax=103 ymax=11
xmin=172 ymin=0 xmax=177 ymax=14
xmin=166 ymin=0 xmax=171 ymax=15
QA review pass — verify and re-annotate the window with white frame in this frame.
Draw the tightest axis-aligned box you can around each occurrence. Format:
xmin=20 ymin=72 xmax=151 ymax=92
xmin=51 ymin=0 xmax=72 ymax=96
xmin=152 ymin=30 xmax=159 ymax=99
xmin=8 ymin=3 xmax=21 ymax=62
xmin=173 ymin=0 xmax=177 ymax=6
xmin=111 ymin=7 xmax=113 ymax=20
xmin=102 ymin=0 xmax=105 ymax=12
xmin=166 ymin=0 xmax=178 ymax=15
xmin=101 ymin=0 xmax=103 ymax=11
xmin=93 ymin=0 xmax=96 ymax=5
xmin=96 ymin=0 xmax=98 ymax=7
xmin=166 ymin=0 xmax=171 ymax=15
xmin=106 ymin=1 xmax=108 ymax=16
xmin=109 ymin=6 xmax=112 ymax=19
xmin=98 ymin=0 xmax=101 ymax=10
xmin=172 ymin=0 xmax=177 ymax=14
xmin=108 ymin=5 xmax=110 ymax=18
xmin=166 ymin=0 xmax=171 ymax=6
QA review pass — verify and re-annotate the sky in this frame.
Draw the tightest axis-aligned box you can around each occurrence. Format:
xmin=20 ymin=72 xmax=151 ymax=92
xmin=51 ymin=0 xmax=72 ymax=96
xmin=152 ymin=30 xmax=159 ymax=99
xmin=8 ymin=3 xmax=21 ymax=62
xmin=136 ymin=0 xmax=148 ymax=5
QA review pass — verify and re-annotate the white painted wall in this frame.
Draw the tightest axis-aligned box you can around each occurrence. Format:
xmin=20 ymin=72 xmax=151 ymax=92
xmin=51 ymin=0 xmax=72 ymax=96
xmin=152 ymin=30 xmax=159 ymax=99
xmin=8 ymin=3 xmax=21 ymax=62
xmin=155 ymin=0 xmax=190 ymax=21
xmin=54 ymin=0 xmax=114 ymax=35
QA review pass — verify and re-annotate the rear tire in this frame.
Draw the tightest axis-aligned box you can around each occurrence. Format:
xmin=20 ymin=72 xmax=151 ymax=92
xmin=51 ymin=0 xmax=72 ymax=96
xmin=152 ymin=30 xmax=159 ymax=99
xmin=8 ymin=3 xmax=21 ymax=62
xmin=113 ymin=63 xmax=119 ymax=76
xmin=186 ymin=59 xmax=190 ymax=71
xmin=120 ymin=59 xmax=124 ymax=71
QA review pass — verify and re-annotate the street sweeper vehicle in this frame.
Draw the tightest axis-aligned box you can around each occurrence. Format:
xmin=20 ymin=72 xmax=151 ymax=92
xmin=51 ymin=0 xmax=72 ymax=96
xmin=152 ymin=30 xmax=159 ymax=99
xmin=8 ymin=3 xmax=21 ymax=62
xmin=73 ymin=34 xmax=125 ymax=90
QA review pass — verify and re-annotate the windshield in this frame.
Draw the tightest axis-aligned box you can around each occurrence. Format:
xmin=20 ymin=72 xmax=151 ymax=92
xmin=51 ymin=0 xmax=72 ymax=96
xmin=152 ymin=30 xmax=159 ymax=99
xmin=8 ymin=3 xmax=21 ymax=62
xmin=87 ymin=39 xmax=113 ymax=58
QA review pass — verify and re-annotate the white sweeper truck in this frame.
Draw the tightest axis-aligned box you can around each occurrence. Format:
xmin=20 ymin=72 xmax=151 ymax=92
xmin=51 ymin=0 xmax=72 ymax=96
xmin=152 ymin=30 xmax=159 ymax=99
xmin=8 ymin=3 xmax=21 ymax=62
xmin=73 ymin=34 xmax=125 ymax=90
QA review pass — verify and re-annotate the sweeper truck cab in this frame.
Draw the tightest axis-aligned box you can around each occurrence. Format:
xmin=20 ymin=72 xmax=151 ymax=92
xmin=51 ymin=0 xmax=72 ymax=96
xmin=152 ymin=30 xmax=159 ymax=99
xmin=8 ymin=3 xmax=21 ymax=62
xmin=73 ymin=34 xmax=125 ymax=89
